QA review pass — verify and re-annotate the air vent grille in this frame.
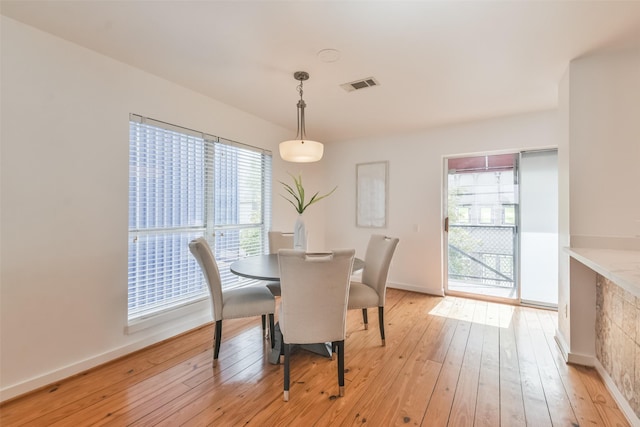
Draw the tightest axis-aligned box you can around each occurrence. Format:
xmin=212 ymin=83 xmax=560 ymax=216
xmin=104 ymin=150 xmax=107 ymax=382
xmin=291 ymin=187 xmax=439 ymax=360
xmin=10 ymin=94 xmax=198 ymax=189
xmin=340 ymin=77 xmax=380 ymax=92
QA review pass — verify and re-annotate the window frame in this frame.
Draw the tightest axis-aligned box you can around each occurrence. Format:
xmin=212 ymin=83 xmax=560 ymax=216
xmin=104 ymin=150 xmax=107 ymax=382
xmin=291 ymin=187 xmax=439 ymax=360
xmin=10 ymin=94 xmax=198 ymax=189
xmin=127 ymin=114 xmax=272 ymax=324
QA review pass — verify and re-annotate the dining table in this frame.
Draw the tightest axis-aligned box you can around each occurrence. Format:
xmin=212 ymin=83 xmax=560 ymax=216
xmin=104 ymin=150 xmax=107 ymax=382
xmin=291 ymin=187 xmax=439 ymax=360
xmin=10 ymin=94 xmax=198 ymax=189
xmin=230 ymin=253 xmax=365 ymax=364
xmin=230 ymin=253 xmax=364 ymax=281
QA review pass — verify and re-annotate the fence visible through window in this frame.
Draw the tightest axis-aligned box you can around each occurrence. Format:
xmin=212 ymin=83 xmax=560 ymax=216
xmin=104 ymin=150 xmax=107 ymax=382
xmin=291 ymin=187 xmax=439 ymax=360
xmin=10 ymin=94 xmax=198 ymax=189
xmin=447 ymin=153 xmax=518 ymax=298
xmin=448 ymin=224 xmax=515 ymax=288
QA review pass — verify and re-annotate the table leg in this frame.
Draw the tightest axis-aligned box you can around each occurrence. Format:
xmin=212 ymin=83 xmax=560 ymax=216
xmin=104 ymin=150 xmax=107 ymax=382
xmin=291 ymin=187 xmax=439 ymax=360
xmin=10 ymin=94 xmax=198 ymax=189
xmin=268 ymin=323 xmax=332 ymax=365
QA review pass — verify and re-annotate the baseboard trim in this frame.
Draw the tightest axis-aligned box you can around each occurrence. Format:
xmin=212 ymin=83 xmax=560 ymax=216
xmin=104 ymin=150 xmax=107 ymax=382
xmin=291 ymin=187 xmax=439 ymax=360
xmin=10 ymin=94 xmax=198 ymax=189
xmin=554 ymin=331 xmax=595 ymax=366
xmin=554 ymin=331 xmax=570 ymax=362
xmin=594 ymin=359 xmax=640 ymax=427
xmin=553 ymin=332 xmax=638 ymax=424
xmin=566 ymin=351 xmax=596 ymax=367
xmin=0 ymin=314 xmax=211 ymax=403
xmin=388 ymin=282 xmax=444 ymax=297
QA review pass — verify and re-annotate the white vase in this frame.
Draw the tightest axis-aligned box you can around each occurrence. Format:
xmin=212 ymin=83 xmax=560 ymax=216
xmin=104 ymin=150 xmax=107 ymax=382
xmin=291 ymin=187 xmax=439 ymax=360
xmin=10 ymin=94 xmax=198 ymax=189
xmin=293 ymin=214 xmax=307 ymax=251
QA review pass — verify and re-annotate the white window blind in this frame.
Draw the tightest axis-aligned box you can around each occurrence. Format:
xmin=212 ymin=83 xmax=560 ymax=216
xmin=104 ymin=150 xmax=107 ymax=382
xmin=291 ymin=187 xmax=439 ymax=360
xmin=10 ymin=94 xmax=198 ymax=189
xmin=128 ymin=114 xmax=272 ymax=321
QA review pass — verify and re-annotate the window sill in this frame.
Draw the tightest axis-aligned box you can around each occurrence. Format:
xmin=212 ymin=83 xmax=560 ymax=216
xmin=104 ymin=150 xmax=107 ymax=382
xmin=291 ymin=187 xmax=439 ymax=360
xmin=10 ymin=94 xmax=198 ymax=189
xmin=125 ymin=297 xmax=210 ymax=335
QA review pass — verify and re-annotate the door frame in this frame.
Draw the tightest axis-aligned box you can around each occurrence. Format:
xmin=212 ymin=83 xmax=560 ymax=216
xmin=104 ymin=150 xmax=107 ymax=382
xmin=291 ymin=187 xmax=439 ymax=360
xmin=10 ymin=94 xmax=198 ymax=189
xmin=442 ymin=151 xmax=521 ymax=305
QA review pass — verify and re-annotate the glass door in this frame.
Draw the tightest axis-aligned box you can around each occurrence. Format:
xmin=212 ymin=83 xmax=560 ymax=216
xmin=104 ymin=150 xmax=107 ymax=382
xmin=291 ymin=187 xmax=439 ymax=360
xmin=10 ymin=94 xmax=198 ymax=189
xmin=445 ymin=154 xmax=519 ymax=301
xmin=519 ymin=150 xmax=558 ymax=307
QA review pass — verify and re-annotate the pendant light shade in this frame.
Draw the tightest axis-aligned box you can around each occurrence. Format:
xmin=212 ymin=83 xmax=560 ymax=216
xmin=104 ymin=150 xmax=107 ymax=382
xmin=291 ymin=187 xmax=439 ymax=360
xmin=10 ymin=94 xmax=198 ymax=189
xmin=279 ymin=71 xmax=324 ymax=163
xmin=279 ymin=139 xmax=324 ymax=163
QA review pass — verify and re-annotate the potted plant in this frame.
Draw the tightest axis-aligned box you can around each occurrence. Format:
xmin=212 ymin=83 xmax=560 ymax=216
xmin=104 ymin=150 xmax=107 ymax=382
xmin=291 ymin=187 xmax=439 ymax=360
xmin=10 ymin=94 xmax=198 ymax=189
xmin=280 ymin=173 xmax=337 ymax=250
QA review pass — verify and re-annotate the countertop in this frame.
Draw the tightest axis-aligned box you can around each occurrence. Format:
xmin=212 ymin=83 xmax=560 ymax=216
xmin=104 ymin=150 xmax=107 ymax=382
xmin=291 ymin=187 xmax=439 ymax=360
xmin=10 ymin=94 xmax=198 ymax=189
xmin=565 ymin=247 xmax=640 ymax=297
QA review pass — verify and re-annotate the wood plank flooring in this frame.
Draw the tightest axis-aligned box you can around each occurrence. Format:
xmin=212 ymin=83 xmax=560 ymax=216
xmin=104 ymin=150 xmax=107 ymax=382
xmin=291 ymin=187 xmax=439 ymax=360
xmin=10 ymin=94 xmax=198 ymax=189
xmin=0 ymin=289 xmax=630 ymax=426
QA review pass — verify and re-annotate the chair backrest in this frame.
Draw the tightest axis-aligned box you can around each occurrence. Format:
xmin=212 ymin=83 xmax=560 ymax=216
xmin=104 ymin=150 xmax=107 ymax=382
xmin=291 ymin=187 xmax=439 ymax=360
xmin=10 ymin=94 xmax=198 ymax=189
xmin=268 ymin=231 xmax=294 ymax=254
xmin=361 ymin=235 xmax=400 ymax=304
xmin=189 ymin=237 xmax=223 ymax=321
xmin=278 ymin=249 xmax=355 ymax=344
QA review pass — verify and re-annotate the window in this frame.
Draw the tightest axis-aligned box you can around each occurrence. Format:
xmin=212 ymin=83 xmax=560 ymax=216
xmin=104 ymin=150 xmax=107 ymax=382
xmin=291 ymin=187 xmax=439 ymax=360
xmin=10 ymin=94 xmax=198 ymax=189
xmin=479 ymin=206 xmax=493 ymax=224
xmin=502 ymin=204 xmax=516 ymax=225
xmin=128 ymin=114 xmax=271 ymax=321
xmin=455 ymin=206 xmax=470 ymax=224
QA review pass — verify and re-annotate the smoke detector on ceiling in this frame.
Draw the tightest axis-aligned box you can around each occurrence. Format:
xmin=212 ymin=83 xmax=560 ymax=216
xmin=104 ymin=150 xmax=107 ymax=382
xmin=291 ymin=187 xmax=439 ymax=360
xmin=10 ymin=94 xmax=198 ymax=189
xmin=340 ymin=77 xmax=380 ymax=92
xmin=317 ymin=48 xmax=341 ymax=63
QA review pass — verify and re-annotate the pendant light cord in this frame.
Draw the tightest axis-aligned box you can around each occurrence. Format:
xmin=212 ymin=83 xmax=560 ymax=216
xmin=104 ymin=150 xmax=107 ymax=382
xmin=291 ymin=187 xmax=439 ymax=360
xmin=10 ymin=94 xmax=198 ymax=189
xmin=296 ymin=80 xmax=307 ymax=141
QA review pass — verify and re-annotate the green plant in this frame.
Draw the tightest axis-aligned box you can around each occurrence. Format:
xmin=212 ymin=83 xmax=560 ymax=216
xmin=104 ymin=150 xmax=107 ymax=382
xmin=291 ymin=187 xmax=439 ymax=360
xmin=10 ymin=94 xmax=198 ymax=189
xmin=280 ymin=172 xmax=337 ymax=214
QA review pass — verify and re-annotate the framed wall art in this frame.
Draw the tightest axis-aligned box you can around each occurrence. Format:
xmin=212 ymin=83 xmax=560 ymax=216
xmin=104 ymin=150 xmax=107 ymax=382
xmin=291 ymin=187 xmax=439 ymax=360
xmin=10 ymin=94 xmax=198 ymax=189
xmin=356 ymin=161 xmax=388 ymax=228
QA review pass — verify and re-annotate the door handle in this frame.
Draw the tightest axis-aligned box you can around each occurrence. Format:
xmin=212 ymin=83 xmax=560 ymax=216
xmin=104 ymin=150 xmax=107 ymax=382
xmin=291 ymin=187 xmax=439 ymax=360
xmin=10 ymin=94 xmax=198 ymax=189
xmin=444 ymin=217 xmax=449 ymax=232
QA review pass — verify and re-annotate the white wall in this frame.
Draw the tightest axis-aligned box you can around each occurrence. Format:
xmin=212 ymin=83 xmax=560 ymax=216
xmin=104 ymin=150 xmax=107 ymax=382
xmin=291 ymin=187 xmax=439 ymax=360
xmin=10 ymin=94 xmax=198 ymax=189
xmin=569 ymin=47 xmax=640 ymax=246
xmin=323 ymin=111 xmax=557 ymax=295
xmin=0 ymin=16 xmax=304 ymax=400
xmin=556 ymin=47 xmax=640 ymax=365
xmin=570 ymin=49 xmax=640 ymax=243
xmin=557 ymin=68 xmax=571 ymax=342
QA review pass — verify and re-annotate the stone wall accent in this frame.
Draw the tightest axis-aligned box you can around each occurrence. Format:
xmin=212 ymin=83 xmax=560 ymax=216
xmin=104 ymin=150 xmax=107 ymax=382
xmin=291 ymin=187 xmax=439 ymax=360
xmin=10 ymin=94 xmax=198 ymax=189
xmin=595 ymin=274 xmax=640 ymax=417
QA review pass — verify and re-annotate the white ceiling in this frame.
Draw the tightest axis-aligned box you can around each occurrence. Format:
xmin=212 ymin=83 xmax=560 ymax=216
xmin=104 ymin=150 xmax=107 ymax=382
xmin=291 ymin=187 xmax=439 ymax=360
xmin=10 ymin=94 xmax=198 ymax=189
xmin=2 ymin=1 xmax=640 ymax=143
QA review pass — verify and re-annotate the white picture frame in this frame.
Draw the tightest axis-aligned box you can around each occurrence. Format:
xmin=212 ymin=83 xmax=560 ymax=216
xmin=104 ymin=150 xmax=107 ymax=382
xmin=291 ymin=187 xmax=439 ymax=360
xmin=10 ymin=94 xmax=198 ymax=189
xmin=356 ymin=161 xmax=388 ymax=228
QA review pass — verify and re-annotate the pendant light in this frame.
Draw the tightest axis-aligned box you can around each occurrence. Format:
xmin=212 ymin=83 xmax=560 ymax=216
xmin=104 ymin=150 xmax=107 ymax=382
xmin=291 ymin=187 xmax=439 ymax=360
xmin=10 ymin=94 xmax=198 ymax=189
xmin=279 ymin=71 xmax=324 ymax=163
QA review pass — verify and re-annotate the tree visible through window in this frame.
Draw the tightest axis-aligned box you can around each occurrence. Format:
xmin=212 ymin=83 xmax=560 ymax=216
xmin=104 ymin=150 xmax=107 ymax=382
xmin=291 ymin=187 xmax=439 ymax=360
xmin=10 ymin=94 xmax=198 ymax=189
xmin=128 ymin=115 xmax=271 ymax=321
xmin=456 ymin=206 xmax=470 ymax=223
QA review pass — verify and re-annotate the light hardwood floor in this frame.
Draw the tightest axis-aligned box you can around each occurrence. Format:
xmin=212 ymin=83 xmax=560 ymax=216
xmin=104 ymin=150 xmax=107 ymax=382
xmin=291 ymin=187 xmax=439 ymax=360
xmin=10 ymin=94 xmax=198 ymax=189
xmin=0 ymin=289 xmax=630 ymax=426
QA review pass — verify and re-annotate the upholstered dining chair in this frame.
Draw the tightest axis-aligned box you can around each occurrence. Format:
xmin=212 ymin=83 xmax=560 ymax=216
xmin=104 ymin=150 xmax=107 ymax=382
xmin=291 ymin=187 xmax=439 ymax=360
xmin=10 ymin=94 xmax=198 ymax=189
xmin=348 ymin=234 xmax=399 ymax=346
xmin=189 ymin=237 xmax=276 ymax=367
xmin=265 ymin=231 xmax=294 ymax=297
xmin=278 ymin=249 xmax=355 ymax=401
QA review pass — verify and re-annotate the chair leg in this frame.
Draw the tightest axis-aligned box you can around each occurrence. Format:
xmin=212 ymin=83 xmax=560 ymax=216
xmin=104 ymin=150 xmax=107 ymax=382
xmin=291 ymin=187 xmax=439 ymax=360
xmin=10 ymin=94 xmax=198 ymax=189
xmin=283 ymin=343 xmax=291 ymax=401
xmin=261 ymin=314 xmax=266 ymax=336
xmin=268 ymin=314 xmax=275 ymax=348
xmin=378 ymin=306 xmax=385 ymax=346
xmin=362 ymin=308 xmax=368 ymax=330
xmin=336 ymin=340 xmax=345 ymax=397
xmin=213 ymin=320 xmax=222 ymax=367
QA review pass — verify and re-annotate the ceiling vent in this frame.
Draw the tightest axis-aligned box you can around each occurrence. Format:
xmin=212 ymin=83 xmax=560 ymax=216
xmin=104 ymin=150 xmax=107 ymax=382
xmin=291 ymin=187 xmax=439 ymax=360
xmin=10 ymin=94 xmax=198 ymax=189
xmin=340 ymin=77 xmax=380 ymax=92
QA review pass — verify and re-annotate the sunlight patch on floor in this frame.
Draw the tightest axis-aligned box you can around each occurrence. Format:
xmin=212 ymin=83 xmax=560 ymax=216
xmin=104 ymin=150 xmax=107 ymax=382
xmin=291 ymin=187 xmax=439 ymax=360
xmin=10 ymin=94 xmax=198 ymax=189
xmin=427 ymin=296 xmax=514 ymax=329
